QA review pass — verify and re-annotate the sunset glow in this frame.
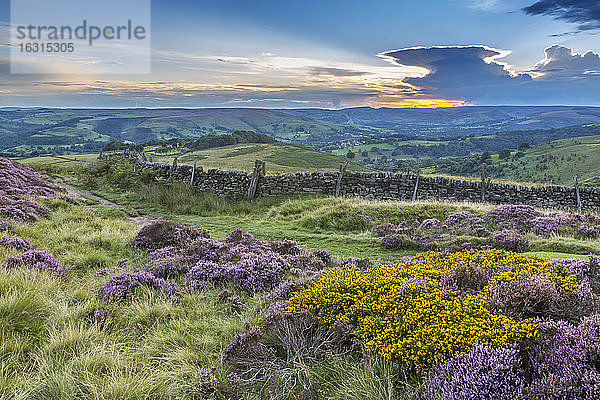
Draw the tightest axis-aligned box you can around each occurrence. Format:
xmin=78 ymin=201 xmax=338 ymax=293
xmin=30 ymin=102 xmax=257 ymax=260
xmin=369 ymin=98 xmax=467 ymax=108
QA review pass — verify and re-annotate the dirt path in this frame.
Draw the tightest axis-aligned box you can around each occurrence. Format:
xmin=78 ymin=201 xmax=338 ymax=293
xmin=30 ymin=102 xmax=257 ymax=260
xmin=57 ymin=179 xmax=155 ymax=226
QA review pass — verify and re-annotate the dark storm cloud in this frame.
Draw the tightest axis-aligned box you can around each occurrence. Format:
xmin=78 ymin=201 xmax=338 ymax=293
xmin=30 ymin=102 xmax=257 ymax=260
xmin=381 ymin=45 xmax=600 ymax=105
xmin=523 ymin=0 xmax=600 ymax=31
xmin=309 ymin=66 xmax=370 ymax=77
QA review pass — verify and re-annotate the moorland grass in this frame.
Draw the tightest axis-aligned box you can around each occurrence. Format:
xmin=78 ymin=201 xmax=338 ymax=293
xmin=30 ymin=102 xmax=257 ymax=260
xmin=0 ymin=205 xmax=265 ymax=399
xmin=1 ymin=161 xmax=598 ymax=398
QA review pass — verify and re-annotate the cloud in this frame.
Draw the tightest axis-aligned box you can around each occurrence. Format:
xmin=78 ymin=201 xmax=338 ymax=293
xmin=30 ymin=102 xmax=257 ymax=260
xmin=468 ymin=0 xmax=498 ymax=10
xmin=309 ymin=67 xmax=369 ymax=77
xmin=523 ymin=0 xmax=600 ymax=32
xmin=531 ymin=44 xmax=600 ymax=77
xmin=380 ymin=44 xmax=600 ymax=105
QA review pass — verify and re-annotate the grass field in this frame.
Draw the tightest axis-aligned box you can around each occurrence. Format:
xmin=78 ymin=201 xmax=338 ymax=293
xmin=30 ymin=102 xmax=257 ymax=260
xmin=2 ymin=158 xmax=600 ymax=399
xmin=432 ymin=135 xmax=600 ymax=186
xmin=149 ymin=143 xmax=371 ymax=173
xmin=18 ymin=142 xmax=371 ymax=174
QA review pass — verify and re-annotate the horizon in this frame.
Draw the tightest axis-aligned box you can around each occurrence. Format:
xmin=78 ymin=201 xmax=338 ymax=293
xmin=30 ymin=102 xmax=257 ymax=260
xmin=4 ymin=104 xmax=600 ymax=111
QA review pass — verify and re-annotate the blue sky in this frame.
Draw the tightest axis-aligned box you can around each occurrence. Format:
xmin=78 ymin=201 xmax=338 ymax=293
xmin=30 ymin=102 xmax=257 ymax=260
xmin=1 ymin=0 xmax=600 ymax=108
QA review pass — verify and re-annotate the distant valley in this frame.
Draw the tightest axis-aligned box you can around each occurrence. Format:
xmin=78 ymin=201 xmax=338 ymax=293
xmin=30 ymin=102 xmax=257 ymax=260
xmin=3 ymin=106 xmax=600 ymax=186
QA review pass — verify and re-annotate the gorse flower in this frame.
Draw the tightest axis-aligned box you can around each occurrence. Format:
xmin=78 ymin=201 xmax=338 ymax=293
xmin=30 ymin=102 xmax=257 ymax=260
xmin=287 ymin=249 xmax=547 ymax=372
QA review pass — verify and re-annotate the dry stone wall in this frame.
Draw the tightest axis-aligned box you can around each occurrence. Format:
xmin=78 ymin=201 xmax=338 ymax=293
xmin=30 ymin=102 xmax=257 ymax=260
xmin=102 ymin=153 xmax=600 ymax=209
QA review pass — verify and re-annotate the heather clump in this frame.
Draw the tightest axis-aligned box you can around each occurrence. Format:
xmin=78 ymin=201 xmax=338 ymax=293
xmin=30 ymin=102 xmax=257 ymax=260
xmin=0 ymin=235 xmax=36 ymax=251
xmin=97 ymin=270 xmax=165 ymax=300
xmin=487 ymin=205 xmax=542 ymax=232
xmin=493 ymin=229 xmax=529 ymax=252
xmin=525 ymin=319 xmax=597 ymax=400
xmin=98 ymin=226 xmax=337 ymax=302
xmin=217 ymin=289 xmax=244 ymax=313
xmin=0 ymin=157 xmax=59 ymax=222
xmin=579 ymin=314 xmax=600 ymax=369
xmin=130 ymin=219 xmax=209 ymax=250
xmin=425 ymin=343 xmax=524 ymax=400
xmin=374 ymin=204 xmax=600 ymax=252
xmin=6 ymin=249 xmax=71 ymax=276
xmin=220 ymin=313 xmax=356 ymax=399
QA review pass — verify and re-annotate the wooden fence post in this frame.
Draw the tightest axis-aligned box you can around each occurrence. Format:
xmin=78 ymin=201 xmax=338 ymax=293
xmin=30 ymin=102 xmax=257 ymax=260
xmin=247 ymin=160 xmax=265 ymax=201
xmin=481 ymin=165 xmax=487 ymax=202
xmin=168 ymin=157 xmax=177 ymax=182
xmin=412 ymin=169 xmax=420 ymax=202
xmin=335 ymin=163 xmax=346 ymax=197
xmin=190 ymin=160 xmax=197 ymax=185
xmin=575 ymin=175 xmax=582 ymax=212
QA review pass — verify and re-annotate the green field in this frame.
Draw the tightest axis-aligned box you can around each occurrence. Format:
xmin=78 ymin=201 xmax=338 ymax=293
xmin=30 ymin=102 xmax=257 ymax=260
xmin=19 ymin=142 xmax=371 ymax=174
xmin=0 ymin=108 xmax=390 ymax=155
xmin=432 ymin=135 xmax=600 ymax=186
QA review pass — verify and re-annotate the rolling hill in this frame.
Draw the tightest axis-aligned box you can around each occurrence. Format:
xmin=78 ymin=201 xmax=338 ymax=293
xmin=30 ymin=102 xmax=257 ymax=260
xmin=0 ymin=108 xmax=387 ymax=155
xmin=20 ymin=142 xmax=371 ymax=174
xmin=283 ymin=106 xmax=600 ymax=137
xmin=429 ymin=135 xmax=600 ymax=186
xmin=4 ymin=106 xmax=600 ymax=156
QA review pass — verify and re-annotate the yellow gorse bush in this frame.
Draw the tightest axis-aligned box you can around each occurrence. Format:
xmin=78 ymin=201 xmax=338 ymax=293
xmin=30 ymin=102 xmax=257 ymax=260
xmin=287 ymin=249 xmax=577 ymax=372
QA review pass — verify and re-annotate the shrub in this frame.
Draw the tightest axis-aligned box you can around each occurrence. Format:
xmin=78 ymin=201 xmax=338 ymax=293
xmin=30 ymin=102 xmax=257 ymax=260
xmin=0 ymin=157 xmax=59 ymax=223
xmin=487 ymin=205 xmax=542 ymax=232
xmin=419 ymin=218 xmax=441 ymax=230
xmin=486 ymin=272 xmax=562 ymax=319
xmin=288 ymin=262 xmax=536 ymax=372
xmin=579 ymin=314 xmax=600 ymax=369
xmin=371 ymin=223 xmax=397 ymax=237
xmin=526 ymin=320 xmax=597 ymax=399
xmin=440 ymin=263 xmax=491 ymax=293
xmin=217 ymin=289 xmax=244 ymax=313
xmin=130 ymin=219 xmax=209 ymax=250
xmin=0 ymin=235 xmax=36 ymax=251
xmin=552 ymin=257 xmax=600 ymax=281
xmin=380 ymin=233 xmax=431 ymax=250
xmin=446 ymin=211 xmax=484 ymax=229
xmin=577 ymin=224 xmax=600 ymax=239
xmin=98 ymin=270 xmax=165 ymax=300
xmin=6 ymin=249 xmax=71 ymax=276
xmin=425 ymin=343 xmax=524 ymax=400
xmin=484 ymin=258 xmax=588 ymax=321
xmin=222 ymin=313 xmax=355 ymax=399
xmin=493 ymin=229 xmax=529 ymax=252
xmin=530 ymin=214 xmax=570 ymax=237
xmin=101 ymin=227 xmax=335 ymax=301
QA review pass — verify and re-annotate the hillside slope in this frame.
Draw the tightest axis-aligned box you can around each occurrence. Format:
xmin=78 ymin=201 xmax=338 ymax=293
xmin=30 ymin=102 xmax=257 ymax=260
xmin=20 ymin=142 xmax=371 ymax=174
xmin=5 ymin=106 xmax=600 ymax=156
xmin=0 ymin=108 xmax=387 ymax=154
xmin=431 ymin=135 xmax=600 ymax=185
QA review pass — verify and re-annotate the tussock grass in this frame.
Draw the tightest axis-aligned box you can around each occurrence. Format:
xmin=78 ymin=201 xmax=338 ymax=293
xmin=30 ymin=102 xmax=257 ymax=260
xmin=133 ymin=182 xmax=286 ymax=216
xmin=0 ymin=200 xmax=266 ymax=399
xmin=269 ymin=196 xmax=492 ymax=232
xmin=313 ymin=356 xmax=409 ymax=400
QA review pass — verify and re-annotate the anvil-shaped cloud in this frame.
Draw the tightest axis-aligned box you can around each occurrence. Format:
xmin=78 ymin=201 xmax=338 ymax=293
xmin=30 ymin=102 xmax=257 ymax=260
xmin=380 ymin=44 xmax=600 ymax=105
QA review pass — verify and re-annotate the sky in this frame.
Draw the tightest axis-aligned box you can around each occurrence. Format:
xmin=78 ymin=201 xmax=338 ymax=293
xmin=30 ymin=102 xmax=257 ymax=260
xmin=1 ymin=0 xmax=600 ymax=108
